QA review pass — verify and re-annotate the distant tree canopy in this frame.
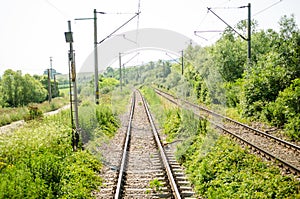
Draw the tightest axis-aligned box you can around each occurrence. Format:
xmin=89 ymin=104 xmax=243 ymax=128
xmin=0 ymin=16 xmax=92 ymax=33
xmin=0 ymin=69 xmax=57 ymax=107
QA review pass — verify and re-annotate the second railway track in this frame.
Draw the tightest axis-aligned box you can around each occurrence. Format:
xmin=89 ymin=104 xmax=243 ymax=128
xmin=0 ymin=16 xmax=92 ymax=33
xmin=154 ymin=88 xmax=300 ymax=176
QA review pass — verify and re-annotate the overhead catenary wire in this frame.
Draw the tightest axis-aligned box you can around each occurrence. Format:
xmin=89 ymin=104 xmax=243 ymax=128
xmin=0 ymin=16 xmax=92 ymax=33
xmin=207 ymin=7 xmax=248 ymax=41
xmin=195 ymin=2 xmax=245 ymax=44
xmin=123 ymin=52 xmax=140 ymax=66
xmin=134 ymin=0 xmax=142 ymax=64
xmin=98 ymin=12 xmax=140 ymax=44
xmin=165 ymin=52 xmax=181 ymax=64
xmin=135 ymin=0 xmax=141 ymax=44
xmin=44 ymin=0 xmax=70 ymax=18
xmin=103 ymin=12 xmax=136 ymax=15
xmin=198 ymin=11 xmax=209 ymax=28
xmin=253 ymin=0 xmax=283 ymax=17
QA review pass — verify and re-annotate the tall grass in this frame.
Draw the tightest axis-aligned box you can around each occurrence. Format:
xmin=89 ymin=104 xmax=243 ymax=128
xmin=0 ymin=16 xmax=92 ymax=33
xmin=0 ymin=110 xmax=102 ymax=198
xmin=0 ymin=97 xmax=69 ymax=127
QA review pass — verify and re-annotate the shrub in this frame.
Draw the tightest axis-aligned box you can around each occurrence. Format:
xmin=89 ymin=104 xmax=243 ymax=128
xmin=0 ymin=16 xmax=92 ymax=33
xmin=95 ymin=104 xmax=119 ymax=138
xmin=0 ymin=111 xmax=102 ymax=198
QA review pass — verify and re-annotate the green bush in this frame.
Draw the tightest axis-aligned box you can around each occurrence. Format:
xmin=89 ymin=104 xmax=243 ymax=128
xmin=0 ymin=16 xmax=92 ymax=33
xmin=95 ymin=104 xmax=119 ymax=138
xmin=141 ymin=86 xmax=165 ymax=124
xmin=285 ymin=114 xmax=300 ymax=141
xmin=26 ymin=105 xmax=43 ymax=120
xmin=0 ymin=111 xmax=102 ymax=198
xmin=184 ymin=137 xmax=300 ymax=198
xmin=78 ymin=101 xmax=98 ymax=143
xmin=264 ymin=78 xmax=300 ymax=141
xmin=163 ymin=108 xmax=181 ymax=142
xmin=146 ymin=93 xmax=300 ymax=198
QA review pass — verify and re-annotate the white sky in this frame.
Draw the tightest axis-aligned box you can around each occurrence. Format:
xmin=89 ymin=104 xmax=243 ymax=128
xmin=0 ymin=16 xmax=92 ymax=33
xmin=0 ymin=0 xmax=299 ymax=75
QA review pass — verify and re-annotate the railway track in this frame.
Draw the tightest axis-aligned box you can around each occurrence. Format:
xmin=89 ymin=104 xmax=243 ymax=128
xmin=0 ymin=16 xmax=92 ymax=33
xmin=154 ymin=88 xmax=300 ymax=176
xmin=97 ymin=90 xmax=196 ymax=199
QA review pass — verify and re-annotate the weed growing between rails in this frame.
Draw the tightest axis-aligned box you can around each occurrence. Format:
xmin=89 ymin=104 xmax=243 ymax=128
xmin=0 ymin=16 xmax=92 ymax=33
xmin=0 ymin=110 xmax=102 ymax=198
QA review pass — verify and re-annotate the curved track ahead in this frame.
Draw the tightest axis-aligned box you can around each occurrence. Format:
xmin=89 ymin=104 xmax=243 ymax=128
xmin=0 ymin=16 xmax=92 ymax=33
xmin=154 ymin=88 xmax=300 ymax=176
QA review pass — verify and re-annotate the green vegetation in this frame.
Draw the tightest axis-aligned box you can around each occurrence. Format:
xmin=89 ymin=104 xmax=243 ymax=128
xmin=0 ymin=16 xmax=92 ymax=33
xmin=0 ymin=106 xmax=28 ymax=126
xmin=140 ymin=86 xmax=166 ymax=123
xmin=183 ymin=136 xmax=300 ymax=198
xmin=83 ymin=89 xmax=130 ymax=161
xmin=99 ymin=76 xmax=119 ymax=94
xmin=79 ymin=100 xmax=120 ymax=144
xmin=0 ymin=97 xmax=68 ymax=127
xmin=0 ymin=69 xmax=69 ymax=127
xmin=115 ymin=15 xmax=300 ymax=141
xmin=149 ymin=178 xmax=164 ymax=192
xmin=0 ymin=69 xmax=61 ymax=107
xmin=0 ymin=73 xmax=128 ymax=198
xmin=142 ymin=87 xmax=299 ymax=198
xmin=0 ymin=111 xmax=102 ymax=198
xmin=0 ymin=69 xmax=47 ymax=107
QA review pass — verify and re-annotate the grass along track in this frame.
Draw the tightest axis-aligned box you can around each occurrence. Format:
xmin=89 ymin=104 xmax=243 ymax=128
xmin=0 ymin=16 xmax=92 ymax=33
xmin=154 ymin=88 xmax=300 ymax=176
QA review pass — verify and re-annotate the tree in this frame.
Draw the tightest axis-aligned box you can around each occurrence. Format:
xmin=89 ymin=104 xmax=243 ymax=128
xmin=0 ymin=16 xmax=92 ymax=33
xmin=242 ymin=52 xmax=288 ymax=117
xmin=0 ymin=70 xmax=47 ymax=107
xmin=103 ymin=66 xmax=115 ymax=78
xmin=277 ymin=14 xmax=300 ymax=80
xmin=251 ymin=29 xmax=279 ymax=64
xmin=210 ymin=28 xmax=247 ymax=82
xmin=265 ymin=78 xmax=300 ymax=141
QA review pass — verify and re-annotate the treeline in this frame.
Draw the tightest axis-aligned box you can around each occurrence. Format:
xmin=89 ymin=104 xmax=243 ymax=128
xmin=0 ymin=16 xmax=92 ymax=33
xmin=0 ymin=69 xmax=59 ymax=107
xmin=103 ymin=15 xmax=299 ymax=141
xmin=182 ymin=15 xmax=300 ymax=141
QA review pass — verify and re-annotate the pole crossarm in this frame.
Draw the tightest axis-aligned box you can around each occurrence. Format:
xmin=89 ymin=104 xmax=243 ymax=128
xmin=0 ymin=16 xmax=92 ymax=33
xmin=74 ymin=17 xmax=94 ymax=20
xmin=207 ymin=7 xmax=248 ymax=41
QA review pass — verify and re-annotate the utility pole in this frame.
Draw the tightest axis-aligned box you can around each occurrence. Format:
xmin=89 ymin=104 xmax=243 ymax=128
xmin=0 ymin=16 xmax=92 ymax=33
xmin=47 ymin=68 xmax=51 ymax=103
xmin=75 ymin=11 xmax=140 ymax=97
xmin=123 ymin=64 xmax=126 ymax=85
xmin=50 ymin=57 xmax=53 ymax=79
xmin=53 ymin=74 xmax=57 ymax=97
xmin=181 ymin=50 xmax=184 ymax=75
xmin=75 ymin=9 xmax=106 ymax=105
xmin=247 ymin=3 xmax=251 ymax=65
xmin=119 ymin=52 xmax=122 ymax=92
xmin=94 ymin=9 xmax=100 ymax=104
xmin=65 ymin=20 xmax=80 ymax=151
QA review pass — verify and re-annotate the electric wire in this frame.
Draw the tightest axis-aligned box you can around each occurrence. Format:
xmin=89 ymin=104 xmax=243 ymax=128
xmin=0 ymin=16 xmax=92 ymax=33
xmin=135 ymin=0 xmax=142 ymax=63
xmin=44 ymin=0 xmax=69 ymax=18
xmin=103 ymin=12 xmax=136 ymax=15
xmin=253 ymin=0 xmax=283 ymax=17
xmin=135 ymin=0 xmax=141 ymax=43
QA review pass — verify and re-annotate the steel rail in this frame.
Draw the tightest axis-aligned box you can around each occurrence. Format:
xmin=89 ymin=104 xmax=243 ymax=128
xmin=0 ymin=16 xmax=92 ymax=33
xmin=154 ymin=88 xmax=300 ymax=175
xmin=139 ymin=90 xmax=182 ymax=199
xmin=154 ymin=88 xmax=300 ymax=151
xmin=210 ymin=119 xmax=300 ymax=175
xmin=114 ymin=92 xmax=136 ymax=199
